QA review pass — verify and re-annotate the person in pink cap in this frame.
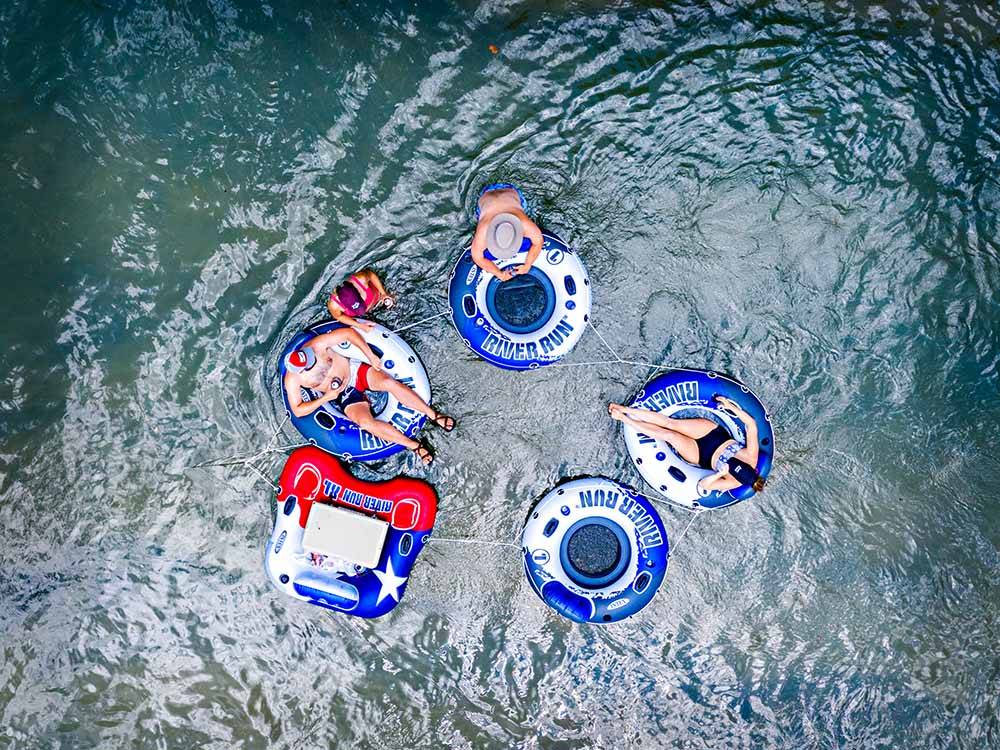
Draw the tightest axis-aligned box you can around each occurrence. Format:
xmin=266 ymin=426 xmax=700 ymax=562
xmin=282 ymin=327 xmax=454 ymax=465
xmin=326 ymin=269 xmax=395 ymax=333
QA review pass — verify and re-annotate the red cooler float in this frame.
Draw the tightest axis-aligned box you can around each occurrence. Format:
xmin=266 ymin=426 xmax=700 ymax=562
xmin=265 ymin=446 xmax=437 ymax=617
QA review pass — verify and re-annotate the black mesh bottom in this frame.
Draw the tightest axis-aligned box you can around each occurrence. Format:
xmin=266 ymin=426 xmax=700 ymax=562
xmin=566 ymin=524 xmax=621 ymax=579
xmin=492 ymin=275 xmax=547 ymax=329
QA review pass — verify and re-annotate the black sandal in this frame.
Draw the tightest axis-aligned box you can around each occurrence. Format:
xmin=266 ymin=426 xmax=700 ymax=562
xmin=412 ymin=443 xmax=434 ymax=466
xmin=431 ymin=411 xmax=456 ymax=432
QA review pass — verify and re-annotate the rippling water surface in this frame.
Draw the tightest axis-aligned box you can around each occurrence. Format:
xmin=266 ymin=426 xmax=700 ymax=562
xmin=2 ymin=1 xmax=999 ymax=747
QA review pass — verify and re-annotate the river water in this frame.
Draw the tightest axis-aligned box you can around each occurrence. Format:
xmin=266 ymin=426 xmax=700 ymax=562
xmin=2 ymin=1 xmax=999 ymax=748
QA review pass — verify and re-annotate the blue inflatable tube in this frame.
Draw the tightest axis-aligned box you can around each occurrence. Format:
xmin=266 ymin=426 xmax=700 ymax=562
xmin=522 ymin=478 xmax=669 ymax=624
xmin=448 ymin=231 xmax=591 ymax=370
xmin=278 ymin=320 xmax=431 ymax=462
xmin=622 ymin=370 xmax=775 ymax=509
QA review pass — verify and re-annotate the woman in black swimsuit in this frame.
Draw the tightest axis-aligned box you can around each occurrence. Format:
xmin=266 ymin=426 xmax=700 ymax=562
xmin=609 ymin=396 xmax=765 ymax=494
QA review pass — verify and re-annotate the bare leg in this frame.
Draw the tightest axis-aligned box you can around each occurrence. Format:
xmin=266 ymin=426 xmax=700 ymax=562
xmin=610 ymin=403 xmax=671 ymax=428
xmin=610 ymin=403 xmax=718 ymax=439
xmin=366 ymin=369 xmax=437 ymax=419
xmin=618 ymin=414 xmax=700 ymax=464
xmin=652 ymin=427 xmax=700 ymax=465
xmin=344 ymin=401 xmax=419 ymax=450
xmin=655 ymin=416 xmax=719 ymax=440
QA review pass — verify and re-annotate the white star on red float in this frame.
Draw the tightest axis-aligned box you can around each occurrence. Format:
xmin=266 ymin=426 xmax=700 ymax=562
xmin=373 ymin=559 xmax=407 ymax=605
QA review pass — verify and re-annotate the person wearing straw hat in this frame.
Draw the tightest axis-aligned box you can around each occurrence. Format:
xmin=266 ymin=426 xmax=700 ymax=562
xmin=471 ymin=183 xmax=543 ymax=282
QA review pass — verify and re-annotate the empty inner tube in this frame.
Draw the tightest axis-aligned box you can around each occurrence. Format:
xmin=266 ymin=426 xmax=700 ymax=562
xmin=485 ymin=269 xmax=556 ymax=335
xmin=560 ymin=518 xmax=631 ymax=589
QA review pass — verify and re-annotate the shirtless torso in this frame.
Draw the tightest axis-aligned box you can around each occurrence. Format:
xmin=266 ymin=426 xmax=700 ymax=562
xmin=471 ymin=186 xmax=544 ymax=282
xmin=477 ymin=187 xmax=524 ymax=219
xmin=282 ymin=329 xmax=381 ymax=418
xmin=287 ymin=346 xmax=345 ymax=394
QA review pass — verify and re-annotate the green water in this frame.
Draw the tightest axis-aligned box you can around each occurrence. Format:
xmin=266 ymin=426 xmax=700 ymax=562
xmin=1 ymin=1 xmax=999 ymax=748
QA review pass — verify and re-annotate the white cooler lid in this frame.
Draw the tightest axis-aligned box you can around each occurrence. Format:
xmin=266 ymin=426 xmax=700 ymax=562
xmin=302 ymin=503 xmax=389 ymax=569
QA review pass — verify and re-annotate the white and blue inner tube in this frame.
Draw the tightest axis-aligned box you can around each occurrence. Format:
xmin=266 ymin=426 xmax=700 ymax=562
xmin=448 ymin=231 xmax=591 ymax=371
xmin=623 ymin=369 xmax=775 ymax=510
xmin=278 ymin=320 xmax=431 ymax=462
xmin=522 ymin=477 xmax=668 ymax=624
